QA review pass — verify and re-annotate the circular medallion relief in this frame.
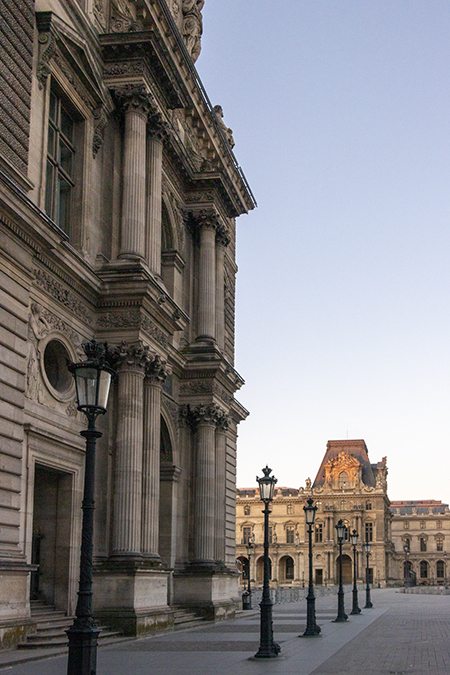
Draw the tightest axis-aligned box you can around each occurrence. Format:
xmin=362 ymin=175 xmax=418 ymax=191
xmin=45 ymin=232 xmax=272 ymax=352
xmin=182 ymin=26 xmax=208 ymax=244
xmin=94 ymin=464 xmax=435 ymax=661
xmin=41 ymin=337 xmax=74 ymax=401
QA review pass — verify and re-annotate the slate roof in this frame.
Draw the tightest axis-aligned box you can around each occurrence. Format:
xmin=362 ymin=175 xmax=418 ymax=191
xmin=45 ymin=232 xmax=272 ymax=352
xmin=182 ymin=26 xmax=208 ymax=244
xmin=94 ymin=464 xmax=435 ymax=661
xmin=313 ymin=439 xmax=377 ymax=488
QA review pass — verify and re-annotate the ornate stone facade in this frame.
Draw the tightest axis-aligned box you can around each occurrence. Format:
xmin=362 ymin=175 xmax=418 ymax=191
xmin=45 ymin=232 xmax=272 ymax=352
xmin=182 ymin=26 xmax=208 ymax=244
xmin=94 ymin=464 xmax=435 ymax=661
xmin=0 ymin=0 xmax=254 ymax=648
xmin=236 ymin=440 xmax=449 ymax=593
xmin=237 ymin=441 xmax=392 ymax=590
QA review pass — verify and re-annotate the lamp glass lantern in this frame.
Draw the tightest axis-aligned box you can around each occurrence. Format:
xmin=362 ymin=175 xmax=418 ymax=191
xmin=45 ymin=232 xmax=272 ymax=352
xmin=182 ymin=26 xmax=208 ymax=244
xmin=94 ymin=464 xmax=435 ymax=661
xmin=350 ymin=529 xmax=358 ymax=547
xmin=364 ymin=541 xmax=371 ymax=555
xmin=68 ymin=343 xmax=114 ymax=416
xmin=304 ymin=498 xmax=317 ymax=525
xmin=336 ymin=519 xmax=345 ymax=541
xmin=246 ymin=541 xmax=254 ymax=558
xmin=257 ymin=466 xmax=277 ymax=503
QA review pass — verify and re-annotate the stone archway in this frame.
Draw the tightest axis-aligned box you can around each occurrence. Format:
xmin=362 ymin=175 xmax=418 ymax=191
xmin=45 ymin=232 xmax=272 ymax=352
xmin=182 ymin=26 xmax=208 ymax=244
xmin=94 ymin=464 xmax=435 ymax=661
xmin=336 ymin=554 xmax=352 ymax=585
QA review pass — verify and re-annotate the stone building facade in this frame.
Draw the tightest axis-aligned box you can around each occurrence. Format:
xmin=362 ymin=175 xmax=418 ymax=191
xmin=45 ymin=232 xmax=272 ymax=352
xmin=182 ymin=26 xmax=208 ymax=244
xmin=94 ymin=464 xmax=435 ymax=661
xmin=236 ymin=440 xmax=392 ymax=589
xmin=237 ymin=441 xmax=450 ymax=591
xmin=389 ymin=500 xmax=449 ymax=586
xmin=0 ymin=0 xmax=254 ymax=649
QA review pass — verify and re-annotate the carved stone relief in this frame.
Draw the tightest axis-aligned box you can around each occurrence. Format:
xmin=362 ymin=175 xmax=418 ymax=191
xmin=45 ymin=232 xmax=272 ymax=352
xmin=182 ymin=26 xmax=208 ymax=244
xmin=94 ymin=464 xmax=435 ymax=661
xmin=33 ymin=269 xmax=92 ymax=324
xmin=182 ymin=0 xmax=204 ymax=62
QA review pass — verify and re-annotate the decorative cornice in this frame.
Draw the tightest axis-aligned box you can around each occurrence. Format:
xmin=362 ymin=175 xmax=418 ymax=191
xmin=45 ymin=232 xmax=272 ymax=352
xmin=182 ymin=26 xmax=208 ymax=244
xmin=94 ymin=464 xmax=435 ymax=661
xmin=97 ymin=310 xmax=169 ymax=348
xmin=33 ymin=268 xmax=92 ymax=324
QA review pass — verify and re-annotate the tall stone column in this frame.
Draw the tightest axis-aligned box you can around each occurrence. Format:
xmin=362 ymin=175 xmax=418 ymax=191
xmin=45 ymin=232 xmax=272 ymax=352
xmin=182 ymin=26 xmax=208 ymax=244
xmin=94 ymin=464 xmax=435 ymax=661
xmin=116 ymin=85 xmax=151 ymax=260
xmin=214 ymin=413 xmax=229 ymax=565
xmin=146 ymin=116 xmax=167 ymax=275
xmin=141 ymin=356 xmax=168 ymax=560
xmin=112 ymin=342 xmax=150 ymax=556
xmin=194 ymin=213 xmax=219 ymax=342
xmin=192 ymin=405 xmax=221 ymax=565
xmin=215 ymin=226 xmax=230 ymax=350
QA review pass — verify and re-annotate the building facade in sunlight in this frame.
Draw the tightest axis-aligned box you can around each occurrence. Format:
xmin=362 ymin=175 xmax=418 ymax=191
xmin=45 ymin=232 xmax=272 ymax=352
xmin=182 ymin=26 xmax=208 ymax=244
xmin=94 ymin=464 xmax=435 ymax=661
xmin=237 ymin=440 xmax=450 ymax=590
xmin=0 ymin=0 xmax=254 ymax=648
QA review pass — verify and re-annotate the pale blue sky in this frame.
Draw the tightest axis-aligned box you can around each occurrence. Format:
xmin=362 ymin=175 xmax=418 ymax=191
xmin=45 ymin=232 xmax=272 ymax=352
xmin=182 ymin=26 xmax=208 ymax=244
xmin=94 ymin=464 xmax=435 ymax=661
xmin=197 ymin=1 xmax=450 ymax=501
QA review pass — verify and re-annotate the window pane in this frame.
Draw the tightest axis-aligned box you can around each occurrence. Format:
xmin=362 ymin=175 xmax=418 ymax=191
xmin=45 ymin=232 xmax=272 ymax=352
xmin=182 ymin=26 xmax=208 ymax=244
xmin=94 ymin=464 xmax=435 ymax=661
xmin=45 ymin=161 xmax=55 ymax=216
xmin=58 ymin=174 xmax=71 ymax=233
xmin=60 ymin=105 xmax=73 ymax=142
xmin=47 ymin=124 xmax=56 ymax=158
xmin=49 ymin=91 xmax=57 ymax=122
xmin=59 ymin=139 xmax=73 ymax=176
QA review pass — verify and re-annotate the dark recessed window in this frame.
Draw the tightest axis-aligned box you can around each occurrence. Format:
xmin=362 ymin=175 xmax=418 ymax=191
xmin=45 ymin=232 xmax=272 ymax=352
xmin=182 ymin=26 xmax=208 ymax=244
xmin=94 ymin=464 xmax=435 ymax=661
xmin=43 ymin=340 xmax=72 ymax=394
xmin=46 ymin=90 xmax=75 ymax=234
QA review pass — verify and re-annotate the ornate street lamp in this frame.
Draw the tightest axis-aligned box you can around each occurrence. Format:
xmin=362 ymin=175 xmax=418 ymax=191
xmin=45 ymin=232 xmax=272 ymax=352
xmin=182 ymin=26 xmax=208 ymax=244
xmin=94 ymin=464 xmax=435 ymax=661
xmin=254 ymin=466 xmax=281 ymax=658
xmin=334 ymin=519 xmax=348 ymax=622
xmin=301 ymin=498 xmax=321 ymax=636
xmin=403 ymin=542 xmax=411 ymax=589
xmin=364 ymin=540 xmax=373 ymax=608
xmin=350 ymin=530 xmax=361 ymax=615
xmin=243 ymin=541 xmax=254 ymax=610
xmin=66 ymin=340 xmax=115 ymax=675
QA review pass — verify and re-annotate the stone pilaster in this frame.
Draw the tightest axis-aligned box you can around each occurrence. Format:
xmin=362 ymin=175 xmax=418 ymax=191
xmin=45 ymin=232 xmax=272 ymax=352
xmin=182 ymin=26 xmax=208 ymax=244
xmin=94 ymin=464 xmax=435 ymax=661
xmin=214 ymin=412 xmax=229 ymax=564
xmin=146 ymin=115 xmax=168 ymax=275
xmin=141 ymin=356 xmax=168 ymax=560
xmin=193 ymin=212 xmax=220 ymax=342
xmin=192 ymin=405 xmax=223 ymax=565
xmin=115 ymin=85 xmax=152 ymax=260
xmin=112 ymin=342 xmax=151 ymax=556
xmin=215 ymin=226 xmax=230 ymax=350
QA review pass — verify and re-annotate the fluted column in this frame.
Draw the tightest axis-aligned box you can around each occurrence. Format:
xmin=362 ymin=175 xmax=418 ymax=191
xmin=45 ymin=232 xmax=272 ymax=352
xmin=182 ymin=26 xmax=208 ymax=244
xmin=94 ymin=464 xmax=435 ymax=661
xmin=215 ymin=226 xmax=229 ymax=350
xmin=214 ymin=413 xmax=229 ymax=565
xmin=112 ymin=342 xmax=151 ymax=556
xmin=146 ymin=116 xmax=167 ymax=274
xmin=192 ymin=405 xmax=222 ymax=565
xmin=116 ymin=85 xmax=152 ymax=260
xmin=194 ymin=213 xmax=219 ymax=342
xmin=141 ymin=356 xmax=168 ymax=559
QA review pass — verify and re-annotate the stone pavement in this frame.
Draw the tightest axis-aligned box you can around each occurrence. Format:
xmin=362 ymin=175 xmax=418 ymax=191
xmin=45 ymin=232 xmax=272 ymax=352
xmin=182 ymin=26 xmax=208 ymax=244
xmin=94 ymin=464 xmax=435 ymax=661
xmin=1 ymin=588 xmax=450 ymax=675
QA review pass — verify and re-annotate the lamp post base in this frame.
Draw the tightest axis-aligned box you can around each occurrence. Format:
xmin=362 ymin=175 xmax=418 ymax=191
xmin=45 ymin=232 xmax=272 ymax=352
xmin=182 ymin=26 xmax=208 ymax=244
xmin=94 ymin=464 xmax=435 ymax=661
xmin=67 ymin=624 xmax=100 ymax=675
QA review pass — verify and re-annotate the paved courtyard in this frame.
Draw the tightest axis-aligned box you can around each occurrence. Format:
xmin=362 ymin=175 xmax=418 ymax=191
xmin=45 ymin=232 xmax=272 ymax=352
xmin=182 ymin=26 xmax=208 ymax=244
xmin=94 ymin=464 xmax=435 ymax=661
xmin=1 ymin=588 xmax=450 ymax=675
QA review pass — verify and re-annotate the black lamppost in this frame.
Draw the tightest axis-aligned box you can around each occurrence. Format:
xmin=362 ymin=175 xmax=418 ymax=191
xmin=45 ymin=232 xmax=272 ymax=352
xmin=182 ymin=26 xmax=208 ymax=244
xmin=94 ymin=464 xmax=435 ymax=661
xmin=243 ymin=541 xmax=254 ymax=610
xmin=334 ymin=519 xmax=348 ymax=622
xmin=254 ymin=466 xmax=281 ymax=658
xmin=363 ymin=540 xmax=373 ymax=608
xmin=403 ymin=543 xmax=411 ymax=589
xmin=301 ymin=498 xmax=321 ymax=636
xmin=66 ymin=341 xmax=115 ymax=675
xmin=350 ymin=530 xmax=361 ymax=615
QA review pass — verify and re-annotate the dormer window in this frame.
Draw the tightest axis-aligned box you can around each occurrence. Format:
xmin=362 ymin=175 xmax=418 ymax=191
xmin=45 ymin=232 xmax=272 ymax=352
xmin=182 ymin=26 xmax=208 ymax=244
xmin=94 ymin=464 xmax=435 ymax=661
xmin=338 ymin=471 xmax=348 ymax=489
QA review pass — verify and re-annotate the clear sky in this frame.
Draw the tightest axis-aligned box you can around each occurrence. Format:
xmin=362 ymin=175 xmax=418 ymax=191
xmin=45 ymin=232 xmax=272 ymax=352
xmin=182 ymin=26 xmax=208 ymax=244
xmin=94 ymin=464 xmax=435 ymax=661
xmin=196 ymin=1 xmax=450 ymax=501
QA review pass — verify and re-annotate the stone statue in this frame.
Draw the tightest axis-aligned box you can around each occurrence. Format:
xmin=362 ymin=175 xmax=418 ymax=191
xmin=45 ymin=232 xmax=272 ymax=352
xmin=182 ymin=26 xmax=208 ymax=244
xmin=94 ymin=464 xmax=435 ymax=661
xmin=295 ymin=531 xmax=300 ymax=545
xmin=305 ymin=477 xmax=311 ymax=490
xmin=213 ymin=105 xmax=235 ymax=148
xmin=26 ymin=303 xmax=49 ymax=400
xmin=182 ymin=0 xmax=204 ymax=62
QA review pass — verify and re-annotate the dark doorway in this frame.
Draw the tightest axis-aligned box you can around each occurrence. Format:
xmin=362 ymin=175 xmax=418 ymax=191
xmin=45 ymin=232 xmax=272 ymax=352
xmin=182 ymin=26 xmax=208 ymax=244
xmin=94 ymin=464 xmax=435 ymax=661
xmin=32 ymin=465 xmax=73 ymax=610
xmin=315 ymin=568 xmax=323 ymax=585
xmin=337 ymin=554 xmax=353 ymax=585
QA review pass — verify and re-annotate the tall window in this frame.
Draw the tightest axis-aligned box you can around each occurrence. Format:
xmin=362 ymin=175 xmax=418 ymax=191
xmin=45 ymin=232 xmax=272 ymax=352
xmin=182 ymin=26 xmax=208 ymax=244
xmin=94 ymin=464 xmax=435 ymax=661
xmin=268 ymin=527 xmax=273 ymax=545
xmin=420 ymin=560 xmax=428 ymax=578
xmin=420 ymin=537 xmax=427 ymax=552
xmin=436 ymin=536 xmax=444 ymax=552
xmin=420 ymin=520 xmax=426 ymax=529
xmin=46 ymin=90 xmax=75 ymax=234
xmin=403 ymin=521 xmax=409 ymax=529
xmin=437 ymin=560 xmax=445 ymax=579
xmin=285 ymin=557 xmax=294 ymax=580
xmin=365 ymin=502 xmax=372 ymax=510
xmin=286 ymin=526 xmax=295 ymax=544
xmin=287 ymin=504 xmax=293 ymax=515
xmin=242 ymin=527 xmax=251 ymax=544
xmin=365 ymin=522 xmax=373 ymax=542
xmin=315 ymin=523 xmax=323 ymax=543
xmin=244 ymin=505 xmax=250 ymax=516
xmin=437 ymin=520 xmax=442 ymax=529
xmin=338 ymin=472 xmax=348 ymax=489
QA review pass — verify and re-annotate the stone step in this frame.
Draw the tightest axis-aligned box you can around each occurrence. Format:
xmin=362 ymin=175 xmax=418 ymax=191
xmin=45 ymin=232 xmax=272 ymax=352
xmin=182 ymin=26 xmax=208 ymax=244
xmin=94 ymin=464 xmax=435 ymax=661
xmin=18 ymin=627 xmax=122 ymax=650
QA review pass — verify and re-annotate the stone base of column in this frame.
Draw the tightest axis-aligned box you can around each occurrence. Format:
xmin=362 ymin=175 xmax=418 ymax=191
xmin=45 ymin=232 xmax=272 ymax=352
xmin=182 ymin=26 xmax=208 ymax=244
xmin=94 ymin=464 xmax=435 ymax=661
xmin=93 ymin=567 xmax=171 ymax=636
xmin=172 ymin=568 xmax=240 ymax=621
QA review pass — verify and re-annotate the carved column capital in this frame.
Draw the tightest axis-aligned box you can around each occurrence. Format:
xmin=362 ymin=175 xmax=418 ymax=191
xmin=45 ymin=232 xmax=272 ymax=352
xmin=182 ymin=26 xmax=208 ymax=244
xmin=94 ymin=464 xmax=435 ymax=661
xmin=147 ymin=113 xmax=170 ymax=142
xmin=216 ymin=223 xmax=231 ymax=247
xmin=190 ymin=210 xmax=221 ymax=233
xmin=114 ymin=84 xmax=154 ymax=118
xmin=193 ymin=404 xmax=226 ymax=428
xmin=145 ymin=355 xmax=171 ymax=385
xmin=114 ymin=341 xmax=153 ymax=373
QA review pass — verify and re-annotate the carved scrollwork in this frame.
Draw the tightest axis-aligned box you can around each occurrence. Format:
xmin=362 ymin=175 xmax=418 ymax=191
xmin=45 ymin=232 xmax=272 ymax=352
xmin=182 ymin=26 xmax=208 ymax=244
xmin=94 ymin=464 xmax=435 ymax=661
xmin=93 ymin=106 xmax=108 ymax=157
xmin=147 ymin=112 xmax=170 ymax=142
xmin=33 ymin=269 xmax=92 ymax=324
xmin=37 ymin=30 xmax=56 ymax=89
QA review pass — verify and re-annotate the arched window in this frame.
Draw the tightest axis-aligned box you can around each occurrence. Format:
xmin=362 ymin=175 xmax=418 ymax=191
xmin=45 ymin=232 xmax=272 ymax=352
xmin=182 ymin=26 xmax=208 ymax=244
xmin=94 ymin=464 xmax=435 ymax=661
xmin=286 ymin=526 xmax=295 ymax=544
xmin=420 ymin=560 xmax=428 ymax=578
xmin=338 ymin=472 xmax=349 ymax=489
xmin=242 ymin=527 xmax=252 ymax=544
